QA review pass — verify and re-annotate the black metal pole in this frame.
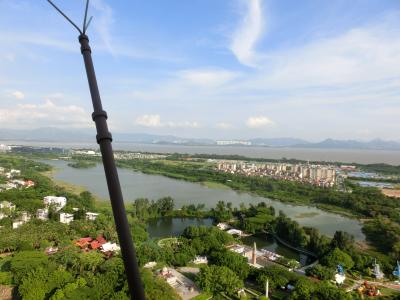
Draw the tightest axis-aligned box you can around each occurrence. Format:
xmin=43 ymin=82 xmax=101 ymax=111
xmin=79 ymin=34 xmax=145 ymax=300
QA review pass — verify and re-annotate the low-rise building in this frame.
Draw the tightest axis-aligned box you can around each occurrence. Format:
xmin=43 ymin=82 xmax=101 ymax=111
xmin=44 ymin=196 xmax=67 ymax=211
xmin=192 ymin=256 xmax=208 ymax=264
xmin=101 ymin=242 xmax=121 ymax=253
xmin=217 ymin=222 xmax=230 ymax=230
xmin=12 ymin=220 xmax=24 ymax=229
xmin=226 ymin=229 xmax=243 ymax=236
xmin=60 ymin=212 xmax=74 ymax=224
xmin=144 ymin=261 xmax=157 ymax=269
xmin=86 ymin=212 xmax=99 ymax=221
xmin=0 ymin=201 xmax=16 ymax=211
xmin=37 ymin=209 xmax=49 ymax=220
xmin=24 ymin=180 xmax=35 ymax=188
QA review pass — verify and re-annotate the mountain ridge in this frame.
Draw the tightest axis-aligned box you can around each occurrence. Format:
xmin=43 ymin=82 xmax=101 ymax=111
xmin=0 ymin=127 xmax=399 ymax=150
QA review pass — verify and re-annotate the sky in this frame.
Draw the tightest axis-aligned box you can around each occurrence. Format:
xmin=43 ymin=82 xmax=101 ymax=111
xmin=0 ymin=0 xmax=400 ymax=141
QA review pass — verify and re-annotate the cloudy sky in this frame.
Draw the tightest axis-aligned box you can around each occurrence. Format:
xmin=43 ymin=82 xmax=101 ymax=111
xmin=0 ymin=0 xmax=399 ymax=141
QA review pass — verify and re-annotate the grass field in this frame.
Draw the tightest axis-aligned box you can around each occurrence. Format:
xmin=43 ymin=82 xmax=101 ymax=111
xmin=294 ymin=212 xmax=320 ymax=218
xmin=201 ymin=181 xmax=230 ymax=190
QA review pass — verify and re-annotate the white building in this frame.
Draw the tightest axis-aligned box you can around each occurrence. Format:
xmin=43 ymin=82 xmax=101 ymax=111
xmin=11 ymin=212 xmax=31 ymax=229
xmin=0 ymin=201 xmax=16 ymax=211
xmin=227 ymin=229 xmax=243 ymax=236
xmin=217 ymin=222 xmax=230 ymax=230
xmin=86 ymin=212 xmax=99 ymax=221
xmin=101 ymin=242 xmax=120 ymax=253
xmin=20 ymin=212 xmax=30 ymax=222
xmin=144 ymin=261 xmax=157 ymax=269
xmin=192 ymin=256 xmax=208 ymax=264
xmin=37 ymin=209 xmax=49 ymax=220
xmin=6 ymin=169 xmax=21 ymax=179
xmin=60 ymin=212 xmax=74 ymax=224
xmin=12 ymin=220 xmax=25 ymax=229
xmin=43 ymin=196 xmax=67 ymax=212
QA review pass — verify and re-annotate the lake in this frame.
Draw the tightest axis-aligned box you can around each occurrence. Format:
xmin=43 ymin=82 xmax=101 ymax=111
xmin=9 ymin=140 xmax=400 ymax=164
xmin=42 ymin=159 xmax=365 ymax=241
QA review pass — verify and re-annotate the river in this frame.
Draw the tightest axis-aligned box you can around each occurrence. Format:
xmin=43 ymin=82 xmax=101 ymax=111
xmin=42 ymin=159 xmax=365 ymax=241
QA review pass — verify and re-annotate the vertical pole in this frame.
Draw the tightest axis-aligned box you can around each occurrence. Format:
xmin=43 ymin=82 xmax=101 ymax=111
xmin=79 ymin=34 xmax=145 ymax=300
xmin=266 ymin=279 xmax=269 ymax=298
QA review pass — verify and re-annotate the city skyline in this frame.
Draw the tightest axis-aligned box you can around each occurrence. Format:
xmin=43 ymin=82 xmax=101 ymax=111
xmin=0 ymin=0 xmax=399 ymax=140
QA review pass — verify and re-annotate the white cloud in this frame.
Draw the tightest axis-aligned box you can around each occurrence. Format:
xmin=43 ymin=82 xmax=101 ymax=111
xmin=135 ymin=114 xmax=162 ymax=127
xmin=0 ymin=99 xmax=90 ymax=128
xmin=230 ymin=0 xmax=264 ymax=67
xmin=12 ymin=91 xmax=25 ymax=100
xmin=136 ymin=114 xmax=199 ymax=128
xmin=216 ymin=122 xmax=233 ymax=129
xmin=91 ymin=0 xmax=115 ymax=56
xmin=179 ymin=69 xmax=239 ymax=87
xmin=251 ymin=17 xmax=400 ymax=89
xmin=246 ymin=116 xmax=274 ymax=128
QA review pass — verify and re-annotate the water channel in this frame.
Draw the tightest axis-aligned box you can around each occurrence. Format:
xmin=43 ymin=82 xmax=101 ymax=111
xmin=41 ymin=159 xmax=365 ymax=241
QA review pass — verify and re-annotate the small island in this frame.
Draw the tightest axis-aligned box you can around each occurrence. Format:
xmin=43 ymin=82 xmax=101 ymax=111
xmin=67 ymin=161 xmax=96 ymax=169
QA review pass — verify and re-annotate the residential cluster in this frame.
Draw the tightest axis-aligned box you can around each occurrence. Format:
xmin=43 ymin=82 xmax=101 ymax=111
xmin=216 ymin=140 xmax=252 ymax=146
xmin=70 ymin=149 xmax=167 ymax=160
xmin=75 ymin=235 xmax=121 ymax=256
xmin=113 ymin=152 xmax=167 ymax=160
xmin=0 ymin=194 xmax=99 ymax=229
xmin=217 ymin=161 xmax=337 ymax=187
xmin=0 ymin=167 xmax=35 ymax=192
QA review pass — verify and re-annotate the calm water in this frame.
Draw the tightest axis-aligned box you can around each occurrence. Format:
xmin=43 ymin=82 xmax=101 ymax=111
xmin=147 ymin=217 xmax=214 ymax=237
xmin=42 ymin=159 xmax=365 ymax=240
xmin=10 ymin=140 xmax=400 ymax=164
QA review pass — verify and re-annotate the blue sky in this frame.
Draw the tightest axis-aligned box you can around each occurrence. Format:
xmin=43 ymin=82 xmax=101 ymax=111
xmin=0 ymin=0 xmax=399 ymax=141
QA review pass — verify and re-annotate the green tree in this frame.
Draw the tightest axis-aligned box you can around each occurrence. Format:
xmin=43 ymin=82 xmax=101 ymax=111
xmin=320 ymin=247 xmax=354 ymax=270
xmin=330 ymin=231 xmax=354 ymax=251
xmin=157 ymin=197 xmax=174 ymax=216
xmin=197 ymin=265 xmax=243 ymax=296
xmin=289 ymin=278 xmax=315 ymax=300
xmin=10 ymin=251 xmax=51 ymax=284
xmin=209 ymin=249 xmax=250 ymax=279
xmin=141 ymin=268 xmax=180 ymax=300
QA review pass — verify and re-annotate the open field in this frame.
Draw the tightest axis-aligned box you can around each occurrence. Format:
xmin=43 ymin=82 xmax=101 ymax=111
xmin=201 ymin=181 xmax=230 ymax=190
xmin=0 ymin=285 xmax=12 ymax=300
xmin=382 ymin=188 xmax=400 ymax=198
xmin=294 ymin=212 xmax=320 ymax=218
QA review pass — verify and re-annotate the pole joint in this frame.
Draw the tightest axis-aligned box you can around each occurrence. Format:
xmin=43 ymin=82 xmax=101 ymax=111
xmin=79 ymin=34 xmax=91 ymax=54
xmin=92 ymin=110 xmax=108 ymax=121
xmin=96 ymin=132 xmax=113 ymax=143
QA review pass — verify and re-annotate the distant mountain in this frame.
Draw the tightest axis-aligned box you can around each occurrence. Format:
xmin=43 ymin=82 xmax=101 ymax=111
xmin=249 ymin=138 xmax=309 ymax=147
xmin=0 ymin=127 xmax=94 ymax=142
xmin=293 ymin=138 xmax=400 ymax=150
xmin=0 ymin=128 xmax=399 ymax=151
xmin=0 ymin=128 xmax=214 ymax=145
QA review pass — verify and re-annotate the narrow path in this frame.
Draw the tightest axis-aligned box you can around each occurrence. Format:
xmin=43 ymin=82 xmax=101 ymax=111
xmin=272 ymin=233 xmax=318 ymax=258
